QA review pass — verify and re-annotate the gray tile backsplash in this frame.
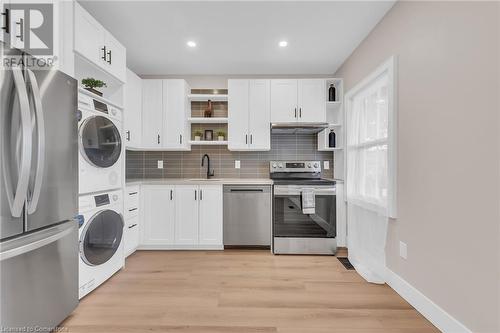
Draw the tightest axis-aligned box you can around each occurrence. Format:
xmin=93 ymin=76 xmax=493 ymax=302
xmin=126 ymin=134 xmax=334 ymax=180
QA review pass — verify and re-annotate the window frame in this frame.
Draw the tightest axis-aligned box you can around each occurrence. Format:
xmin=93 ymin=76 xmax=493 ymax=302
xmin=344 ymin=56 xmax=398 ymax=218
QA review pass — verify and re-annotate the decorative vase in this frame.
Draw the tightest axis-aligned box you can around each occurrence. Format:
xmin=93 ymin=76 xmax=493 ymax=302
xmin=218 ymin=136 xmax=224 ymax=141
xmin=195 ymin=136 xmax=201 ymax=141
xmin=204 ymin=100 xmax=213 ymax=118
xmin=84 ymin=87 xmax=103 ymax=97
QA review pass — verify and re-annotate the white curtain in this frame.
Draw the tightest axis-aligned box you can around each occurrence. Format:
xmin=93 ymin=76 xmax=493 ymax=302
xmin=345 ymin=57 xmax=397 ymax=284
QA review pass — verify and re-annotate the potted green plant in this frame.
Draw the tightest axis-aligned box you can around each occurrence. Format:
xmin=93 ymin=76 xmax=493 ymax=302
xmin=216 ymin=130 xmax=226 ymax=141
xmin=81 ymin=78 xmax=107 ymax=96
xmin=194 ymin=130 xmax=203 ymax=141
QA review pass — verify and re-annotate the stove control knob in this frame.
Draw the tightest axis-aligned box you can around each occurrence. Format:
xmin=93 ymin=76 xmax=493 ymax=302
xmin=307 ymin=163 xmax=312 ymax=168
xmin=272 ymin=163 xmax=277 ymax=169
xmin=314 ymin=162 xmax=319 ymax=168
xmin=278 ymin=163 xmax=283 ymax=169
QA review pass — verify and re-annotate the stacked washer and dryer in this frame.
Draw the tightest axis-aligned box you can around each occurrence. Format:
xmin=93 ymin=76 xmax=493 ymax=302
xmin=77 ymin=91 xmax=125 ymax=299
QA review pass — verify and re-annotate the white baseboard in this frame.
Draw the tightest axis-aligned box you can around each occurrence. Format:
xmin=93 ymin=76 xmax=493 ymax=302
xmin=137 ymin=244 xmax=224 ymax=250
xmin=386 ymin=269 xmax=472 ymax=333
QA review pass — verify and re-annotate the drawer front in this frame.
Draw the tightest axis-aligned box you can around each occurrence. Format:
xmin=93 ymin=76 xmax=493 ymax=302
xmin=124 ymin=216 xmax=139 ymax=256
xmin=126 ymin=186 xmax=140 ymax=216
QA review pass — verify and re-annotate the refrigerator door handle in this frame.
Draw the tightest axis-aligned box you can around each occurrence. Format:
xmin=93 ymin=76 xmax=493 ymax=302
xmin=4 ymin=65 xmax=32 ymax=218
xmin=25 ymin=69 xmax=45 ymax=214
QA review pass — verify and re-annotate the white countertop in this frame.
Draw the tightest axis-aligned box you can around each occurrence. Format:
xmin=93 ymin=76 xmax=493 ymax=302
xmin=126 ymin=178 xmax=274 ymax=186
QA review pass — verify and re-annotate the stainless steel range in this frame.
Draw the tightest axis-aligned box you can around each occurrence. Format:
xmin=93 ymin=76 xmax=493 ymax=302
xmin=270 ymin=161 xmax=337 ymax=255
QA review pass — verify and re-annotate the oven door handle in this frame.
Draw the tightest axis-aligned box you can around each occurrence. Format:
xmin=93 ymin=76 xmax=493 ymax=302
xmin=273 ymin=187 xmax=336 ymax=196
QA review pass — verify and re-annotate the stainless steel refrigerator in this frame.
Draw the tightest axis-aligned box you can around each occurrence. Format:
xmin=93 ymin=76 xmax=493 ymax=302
xmin=0 ymin=43 xmax=78 ymax=330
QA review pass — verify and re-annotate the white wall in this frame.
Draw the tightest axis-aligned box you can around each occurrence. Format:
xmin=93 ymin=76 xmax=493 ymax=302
xmin=335 ymin=2 xmax=499 ymax=332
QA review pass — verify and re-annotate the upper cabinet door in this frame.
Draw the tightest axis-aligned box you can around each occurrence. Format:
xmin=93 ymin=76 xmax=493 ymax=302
xmin=163 ymin=79 xmax=188 ymax=149
xmin=142 ymin=80 xmax=163 ymax=148
xmin=270 ymin=79 xmax=298 ymax=123
xmin=125 ymin=69 xmax=142 ymax=148
xmin=198 ymin=185 xmax=223 ymax=246
xmin=228 ymin=79 xmax=249 ymax=151
xmin=74 ymin=2 xmax=106 ymax=67
xmin=104 ymin=32 xmax=126 ymax=83
xmin=248 ymin=80 xmax=271 ymax=150
xmin=141 ymin=186 xmax=175 ymax=245
xmin=174 ymin=185 xmax=199 ymax=245
xmin=298 ymin=79 xmax=326 ymax=123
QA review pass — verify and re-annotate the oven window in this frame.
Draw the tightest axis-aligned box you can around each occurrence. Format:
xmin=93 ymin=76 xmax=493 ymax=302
xmin=274 ymin=193 xmax=336 ymax=238
xmin=80 ymin=115 xmax=122 ymax=168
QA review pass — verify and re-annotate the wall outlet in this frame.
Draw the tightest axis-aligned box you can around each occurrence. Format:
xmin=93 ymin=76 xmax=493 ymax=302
xmin=157 ymin=160 xmax=163 ymax=169
xmin=324 ymin=161 xmax=330 ymax=170
xmin=399 ymin=241 xmax=408 ymax=260
xmin=234 ymin=160 xmax=240 ymax=169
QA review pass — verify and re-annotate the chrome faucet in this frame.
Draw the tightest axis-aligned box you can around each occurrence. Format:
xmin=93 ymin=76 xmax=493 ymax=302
xmin=201 ymin=154 xmax=215 ymax=179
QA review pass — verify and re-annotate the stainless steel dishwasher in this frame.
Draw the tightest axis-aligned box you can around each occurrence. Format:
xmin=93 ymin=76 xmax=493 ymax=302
xmin=223 ymin=185 xmax=272 ymax=247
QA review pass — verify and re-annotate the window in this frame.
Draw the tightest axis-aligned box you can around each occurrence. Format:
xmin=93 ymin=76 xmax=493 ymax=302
xmin=345 ymin=56 xmax=397 ymax=218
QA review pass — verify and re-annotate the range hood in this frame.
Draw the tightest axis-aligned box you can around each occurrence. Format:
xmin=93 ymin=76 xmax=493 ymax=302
xmin=271 ymin=122 xmax=329 ymax=134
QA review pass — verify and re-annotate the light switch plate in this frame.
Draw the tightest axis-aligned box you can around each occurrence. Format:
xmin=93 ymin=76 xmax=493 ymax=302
xmin=324 ymin=161 xmax=330 ymax=170
xmin=157 ymin=160 xmax=163 ymax=169
xmin=399 ymin=241 xmax=407 ymax=259
xmin=235 ymin=160 xmax=240 ymax=169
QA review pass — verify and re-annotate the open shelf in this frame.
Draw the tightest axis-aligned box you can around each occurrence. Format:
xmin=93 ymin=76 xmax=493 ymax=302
xmin=322 ymin=147 xmax=344 ymax=151
xmin=188 ymin=94 xmax=228 ymax=102
xmin=188 ymin=117 xmax=228 ymax=124
xmin=78 ymin=87 xmax=124 ymax=109
xmin=189 ymin=140 xmax=228 ymax=145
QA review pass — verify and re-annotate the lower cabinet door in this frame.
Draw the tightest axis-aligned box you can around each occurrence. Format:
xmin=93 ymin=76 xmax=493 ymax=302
xmin=198 ymin=185 xmax=223 ymax=245
xmin=124 ymin=216 xmax=139 ymax=257
xmin=174 ymin=185 xmax=199 ymax=245
xmin=142 ymin=186 xmax=175 ymax=246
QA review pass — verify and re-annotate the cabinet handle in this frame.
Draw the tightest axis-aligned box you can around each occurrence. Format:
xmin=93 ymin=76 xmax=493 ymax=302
xmin=15 ymin=18 xmax=23 ymax=41
xmin=245 ymin=134 xmax=248 ymax=145
xmin=195 ymin=190 xmax=197 ymax=201
xmin=2 ymin=8 xmax=10 ymax=34
xmin=107 ymin=49 xmax=112 ymax=64
xmin=157 ymin=134 xmax=160 ymax=144
xmin=128 ymin=224 xmax=137 ymax=229
xmin=200 ymin=189 xmax=203 ymax=201
xmin=299 ymin=108 xmax=302 ymax=118
xmin=294 ymin=107 xmax=297 ymax=118
xmin=101 ymin=46 xmax=107 ymax=61
xmin=179 ymin=134 xmax=182 ymax=144
xmin=126 ymin=130 xmax=130 ymax=141
xmin=128 ymin=208 xmax=138 ymax=212
xmin=170 ymin=189 xmax=173 ymax=200
xmin=129 ymin=192 xmax=138 ymax=195
xmin=250 ymin=134 xmax=253 ymax=145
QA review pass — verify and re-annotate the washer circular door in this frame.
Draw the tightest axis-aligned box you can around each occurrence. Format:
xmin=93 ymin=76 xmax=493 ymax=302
xmin=80 ymin=115 xmax=122 ymax=168
xmin=80 ymin=210 xmax=124 ymax=266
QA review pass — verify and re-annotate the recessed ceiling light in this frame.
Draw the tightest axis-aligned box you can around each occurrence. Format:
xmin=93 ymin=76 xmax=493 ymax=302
xmin=187 ymin=41 xmax=197 ymax=48
xmin=279 ymin=40 xmax=288 ymax=47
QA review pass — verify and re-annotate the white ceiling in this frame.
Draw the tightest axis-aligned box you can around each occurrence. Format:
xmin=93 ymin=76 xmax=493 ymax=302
xmin=78 ymin=1 xmax=395 ymax=76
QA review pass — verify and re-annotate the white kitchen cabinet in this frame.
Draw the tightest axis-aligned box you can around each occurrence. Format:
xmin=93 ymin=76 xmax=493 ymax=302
xmin=228 ymin=79 xmax=270 ymax=151
xmin=298 ymin=79 xmax=326 ymax=122
xmin=174 ymin=185 xmax=199 ymax=245
xmin=142 ymin=80 xmax=163 ymax=148
xmin=125 ymin=69 xmax=142 ymax=148
xmin=162 ymin=79 xmax=189 ymax=150
xmin=270 ymin=79 xmax=326 ymax=123
xmin=198 ymin=185 xmax=223 ymax=245
xmin=270 ymin=79 xmax=298 ymax=123
xmin=141 ymin=186 xmax=175 ymax=246
xmin=74 ymin=2 xmax=126 ymax=82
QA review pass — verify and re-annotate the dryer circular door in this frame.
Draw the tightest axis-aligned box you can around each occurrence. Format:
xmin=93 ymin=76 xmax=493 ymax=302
xmin=80 ymin=115 xmax=122 ymax=168
xmin=80 ymin=209 xmax=124 ymax=266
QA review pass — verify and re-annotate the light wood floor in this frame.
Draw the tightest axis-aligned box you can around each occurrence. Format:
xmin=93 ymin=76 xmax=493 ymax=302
xmin=62 ymin=250 xmax=439 ymax=333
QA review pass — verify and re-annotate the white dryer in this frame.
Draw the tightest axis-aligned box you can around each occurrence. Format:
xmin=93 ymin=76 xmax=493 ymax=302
xmin=78 ymin=92 xmax=123 ymax=195
xmin=78 ymin=189 xmax=124 ymax=299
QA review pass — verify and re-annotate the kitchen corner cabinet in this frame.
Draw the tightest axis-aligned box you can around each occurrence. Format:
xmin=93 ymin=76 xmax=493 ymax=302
xmin=140 ymin=184 xmax=223 ymax=249
xmin=141 ymin=186 xmax=175 ymax=246
xmin=270 ymin=79 xmax=326 ymax=123
xmin=74 ymin=2 xmax=126 ymax=82
xmin=142 ymin=79 xmax=189 ymax=150
xmin=228 ymin=79 xmax=270 ymax=151
xmin=125 ymin=69 xmax=143 ymax=148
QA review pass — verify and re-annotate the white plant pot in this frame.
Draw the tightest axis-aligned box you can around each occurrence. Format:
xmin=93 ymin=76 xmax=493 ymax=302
xmin=195 ymin=136 xmax=201 ymax=141
xmin=218 ymin=136 xmax=225 ymax=141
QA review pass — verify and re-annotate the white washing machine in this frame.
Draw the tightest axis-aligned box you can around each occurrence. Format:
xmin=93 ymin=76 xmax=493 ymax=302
xmin=78 ymin=92 xmax=123 ymax=195
xmin=78 ymin=189 xmax=125 ymax=299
